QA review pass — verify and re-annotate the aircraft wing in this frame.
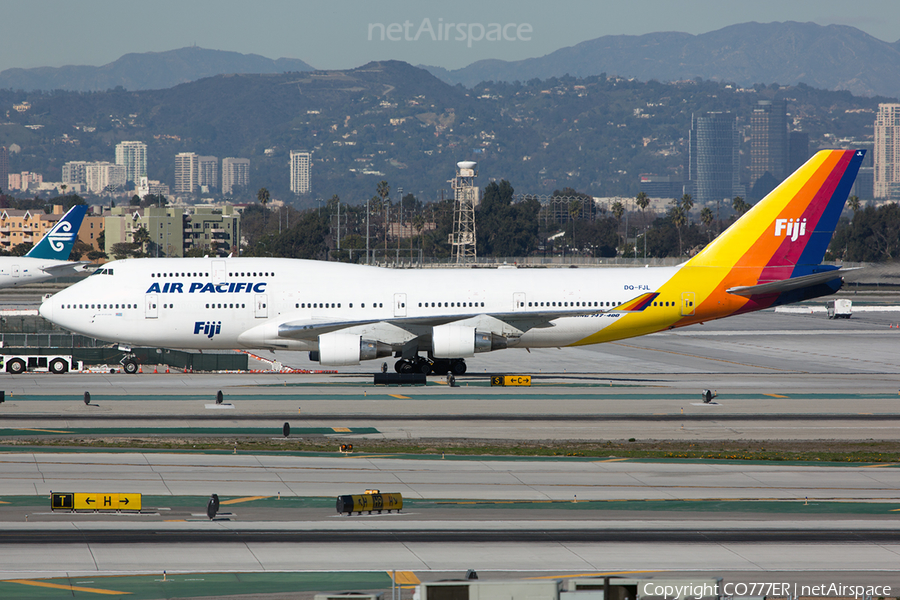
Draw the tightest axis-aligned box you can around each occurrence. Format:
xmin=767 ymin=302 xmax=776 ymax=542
xmin=277 ymin=291 xmax=660 ymax=341
xmin=725 ymin=268 xmax=856 ymax=297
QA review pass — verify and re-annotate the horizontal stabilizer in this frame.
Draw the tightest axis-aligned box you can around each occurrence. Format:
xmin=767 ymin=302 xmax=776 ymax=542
xmin=726 ymin=268 xmax=856 ymax=297
xmin=41 ymin=261 xmax=91 ymax=276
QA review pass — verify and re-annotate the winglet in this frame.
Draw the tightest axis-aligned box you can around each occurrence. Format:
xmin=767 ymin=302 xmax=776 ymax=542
xmin=615 ymin=292 xmax=659 ymax=312
xmin=26 ymin=204 xmax=88 ymax=260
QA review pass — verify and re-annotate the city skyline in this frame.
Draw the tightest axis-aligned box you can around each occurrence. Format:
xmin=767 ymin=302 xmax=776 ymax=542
xmin=1 ymin=1 xmax=898 ymax=74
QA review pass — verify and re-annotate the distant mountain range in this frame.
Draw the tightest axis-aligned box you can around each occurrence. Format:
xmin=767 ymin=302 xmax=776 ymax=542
xmin=421 ymin=21 xmax=900 ymax=99
xmin=0 ymin=47 xmax=315 ymax=92
xmin=1 ymin=22 xmax=897 ymax=99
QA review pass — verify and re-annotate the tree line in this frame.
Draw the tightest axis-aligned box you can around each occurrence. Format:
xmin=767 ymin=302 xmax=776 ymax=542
xmin=2 ymin=185 xmax=894 ymax=264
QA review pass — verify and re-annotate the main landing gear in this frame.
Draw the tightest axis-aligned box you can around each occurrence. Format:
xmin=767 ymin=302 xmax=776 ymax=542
xmin=394 ymin=357 xmax=467 ymax=376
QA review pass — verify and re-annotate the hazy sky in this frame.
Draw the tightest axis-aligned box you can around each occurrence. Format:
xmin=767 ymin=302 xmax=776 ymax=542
xmin=2 ymin=0 xmax=898 ymax=73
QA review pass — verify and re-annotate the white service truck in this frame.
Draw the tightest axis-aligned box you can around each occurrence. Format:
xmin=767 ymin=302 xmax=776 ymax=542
xmin=827 ymin=299 xmax=852 ymax=319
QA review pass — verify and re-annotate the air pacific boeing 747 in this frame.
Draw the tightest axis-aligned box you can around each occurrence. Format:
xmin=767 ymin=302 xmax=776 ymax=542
xmin=39 ymin=150 xmax=863 ymax=375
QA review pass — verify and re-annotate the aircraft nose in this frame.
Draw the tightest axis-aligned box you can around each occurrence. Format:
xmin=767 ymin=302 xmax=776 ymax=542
xmin=39 ymin=296 xmax=53 ymax=322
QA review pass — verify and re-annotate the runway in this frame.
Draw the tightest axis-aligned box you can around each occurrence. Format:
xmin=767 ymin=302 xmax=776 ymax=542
xmin=1 ymin=307 xmax=900 ymax=593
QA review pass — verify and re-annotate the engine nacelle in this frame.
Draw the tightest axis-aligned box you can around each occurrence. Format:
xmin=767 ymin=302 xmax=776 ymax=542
xmin=432 ymin=325 xmax=507 ymax=358
xmin=316 ymin=332 xmax=392 ymax=366
xmin=475 ymin=331 xmax=508 ymax=353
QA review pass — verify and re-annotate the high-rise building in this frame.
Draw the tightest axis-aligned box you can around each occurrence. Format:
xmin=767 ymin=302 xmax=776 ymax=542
xmin=115 ymin=141 xmax=147 ymax=184
xmin=0 ymin=146 xmax=8 ymax=194
xmin=639 ymin=174 xmax=684 ymax=199
xmin=198 ymin=156 xmax=218 ymax=191
xmin=85 ymin=162 xmax=126 ymax=194
xmin=175 ymin=152 xmax=199 ymax=194
xmin=222 ymin=158 xmax=250 ymax=195
xmin=689 ymin=112 xmax=744 ymax=207
xmin=788 ymin=132 xmax=810 ymax=173
xmin=290 ymin=151 xmax=311 ymax=194
xmin=62 ymin=160 xmax=90 ymax=187
xmin=750 ymin=100 xmax=788 ymax=188
xmin=875 ymin=103 xmax=900 ymax=200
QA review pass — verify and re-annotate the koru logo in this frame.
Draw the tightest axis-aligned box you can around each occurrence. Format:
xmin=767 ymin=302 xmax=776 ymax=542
xmin=48 ymin=221 xmax=75 ymax=252
xmin=774 ymin=218 xmax=806 ymax=242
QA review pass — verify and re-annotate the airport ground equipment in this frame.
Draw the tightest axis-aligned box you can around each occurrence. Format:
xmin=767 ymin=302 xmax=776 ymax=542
xmin=1 ymin=353 xmax=82 ymax=374
xmin=336 ymin=491 xmax=403 ymax=514
xmin=374 ymin=372 xmax=427 ymax=385
xmin=828 ymin=299 xmax=852 ymax=318
xmin=418 ymin=579 xmax=562 ymax=600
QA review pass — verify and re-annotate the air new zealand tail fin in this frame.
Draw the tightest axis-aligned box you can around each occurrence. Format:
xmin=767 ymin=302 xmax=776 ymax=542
xmin=26 ymin=204 xmax=88 ymax=260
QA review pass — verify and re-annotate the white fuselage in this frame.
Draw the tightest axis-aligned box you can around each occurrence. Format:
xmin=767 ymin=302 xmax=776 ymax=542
xmin=0 ymin=257 xmax=86 ymax=288
xmin=39 ymin=257 xmax=682 ymax=352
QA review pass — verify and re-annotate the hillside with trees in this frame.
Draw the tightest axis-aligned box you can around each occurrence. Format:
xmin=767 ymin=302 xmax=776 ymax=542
xmin=0 ymin=61 xmax=885 ymax=207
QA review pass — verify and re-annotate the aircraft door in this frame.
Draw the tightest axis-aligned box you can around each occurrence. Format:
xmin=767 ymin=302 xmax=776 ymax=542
xmin=681 ymin=292 xmax=695 ymax=316
xmin=513 ymin=292 xmax=526 ymax=312
xmin=145 ymin=293 xmax=158 ymax=319
xmin=393 ymin=293 xmax=407 ymax=317
xmin=255 ymin=294 xmax=268 ymax=318
xmin=212 ymin=260 xmax=227 ymax=285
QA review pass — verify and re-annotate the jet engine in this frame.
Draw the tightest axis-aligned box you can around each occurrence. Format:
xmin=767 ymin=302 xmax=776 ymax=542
xmin=432 ymin=324 xmax=507 ymax=358
xmin=315 ymin=332 xmax=392 ymax=366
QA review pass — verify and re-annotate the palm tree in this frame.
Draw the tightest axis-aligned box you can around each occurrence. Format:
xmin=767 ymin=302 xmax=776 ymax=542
xmin=700 ymin=207 xmax=714 ymax=241
xmin=680 ymin=193 xmax=693 ymax=221
xmin=257 ymin=187 xmax=270 ymax=232
xmin=669 ymin=199 xmax=687 ymax=256
xmin=635 ymin=190 xmax=649 ymax=228
xmin=376 ymin=180 xmax=390 ymax=203
xmin=132 ymin=225 xmax=150 ymax=257
xmin=847 ymin=195 xmax=861 ymax=215
xmin=412 ymin=213 xmax=425 ymax=258
xmin=611 ymin=200 xmax=625 ymax=251
xmin=376 ymin=182 xmax=390 ymax=259
xmin=732 ymin=196 xmax=751 ymax=217
xmin=569 ymin=199 xmax=584 ymax=249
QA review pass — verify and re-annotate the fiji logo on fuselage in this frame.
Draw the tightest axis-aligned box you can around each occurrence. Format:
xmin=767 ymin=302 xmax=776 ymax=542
xmin=194 ymin=321 xmax=221 ymax=339
xmin=47 ymin=221 xmax=76 ymax=252
xmin=774 ymin=218 xmax=807 ymax=242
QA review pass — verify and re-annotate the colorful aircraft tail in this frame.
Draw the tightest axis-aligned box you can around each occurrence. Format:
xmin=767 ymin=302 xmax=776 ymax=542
xmin=26 ymin=204 xmax=88 ymax=260
xmin=686 ymin=149 xmax=864 ymax=289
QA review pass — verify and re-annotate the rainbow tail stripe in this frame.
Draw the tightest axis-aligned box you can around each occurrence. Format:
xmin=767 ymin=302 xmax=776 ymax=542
xmin=687 ymin=149 xmax=864 ymax=280
xmin=615 ymin=292 xmax=659 ymax=312
xmin=573 ymin=149 xmax=864 ymax=347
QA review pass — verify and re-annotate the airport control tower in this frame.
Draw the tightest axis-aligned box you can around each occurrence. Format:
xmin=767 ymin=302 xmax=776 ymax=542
xmin=450 ymin=160 xmax=478 ymax=264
